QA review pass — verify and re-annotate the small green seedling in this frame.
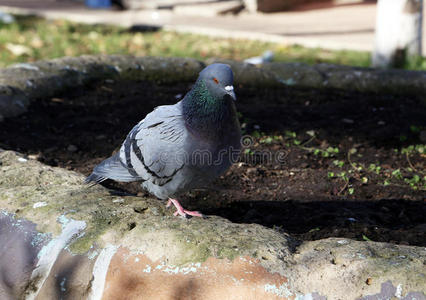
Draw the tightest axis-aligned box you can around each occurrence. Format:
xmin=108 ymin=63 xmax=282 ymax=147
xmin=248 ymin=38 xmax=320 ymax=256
xmin=362 ymin=235 xmax=372 ymax=241
xmin=368 ymin=164 xmax=381 ymax=174
xmin=285 ymin=131 xmax=297 ymax=138
xmin=333 ymin=160 xmax=345 ymax=168
xmin=391 ymin=169 xmax=403 ymax=179
xmin=260 ymin=136 xmax=274 ymax=144
xmin=244 ymin=148 xmax=254 ymax=155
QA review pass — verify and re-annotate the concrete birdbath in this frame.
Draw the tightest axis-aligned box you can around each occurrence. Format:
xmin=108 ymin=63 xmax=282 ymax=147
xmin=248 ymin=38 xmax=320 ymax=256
xmin=0 ymin=56 xmax=425 ymax=299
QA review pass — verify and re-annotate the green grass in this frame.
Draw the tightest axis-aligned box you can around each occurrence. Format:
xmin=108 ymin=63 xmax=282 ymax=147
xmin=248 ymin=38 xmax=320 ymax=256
xmin=0 ymin=15 xmax=425 ymax=69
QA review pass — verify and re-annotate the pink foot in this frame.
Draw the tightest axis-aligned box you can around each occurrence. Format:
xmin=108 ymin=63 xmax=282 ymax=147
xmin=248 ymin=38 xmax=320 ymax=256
xmin=166 ymin=198 xmax=204 ymax=218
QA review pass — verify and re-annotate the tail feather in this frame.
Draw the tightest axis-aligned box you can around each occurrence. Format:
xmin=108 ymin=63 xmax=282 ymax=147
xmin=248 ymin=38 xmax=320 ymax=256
xmin=85 ymin=153 xmax=142 ymax=184
xmin=84 ymin=173 xmax=107 ymax=185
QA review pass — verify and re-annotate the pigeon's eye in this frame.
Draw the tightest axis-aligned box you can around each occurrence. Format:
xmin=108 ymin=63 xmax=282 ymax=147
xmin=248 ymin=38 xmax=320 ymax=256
xmin=213 ymin=78 xmax=219 ymax=84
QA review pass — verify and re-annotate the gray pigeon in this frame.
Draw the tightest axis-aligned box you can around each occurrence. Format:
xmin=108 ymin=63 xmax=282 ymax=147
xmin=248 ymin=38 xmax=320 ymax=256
xmin=86 ymin=63 xmax=241 ymax=217
xmin=244 ymin=50 xmax=274 ymax=65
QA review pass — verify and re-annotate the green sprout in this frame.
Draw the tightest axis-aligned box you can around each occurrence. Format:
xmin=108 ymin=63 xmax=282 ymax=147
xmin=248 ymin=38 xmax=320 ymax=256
xmin=333 ymin=160 xmax=345 ymax=168
xmin=368 ymin=164 xmax=381 ymax=174
xmin=362 ymin=235 xmax=372 ymax=241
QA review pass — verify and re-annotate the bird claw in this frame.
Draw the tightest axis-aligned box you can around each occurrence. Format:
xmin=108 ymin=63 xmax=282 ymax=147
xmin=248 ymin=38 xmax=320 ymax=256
xmin=166 ymin=199 xmax=173 ymax=208
xmin=167 ymin=198 xmax=204 ymax=218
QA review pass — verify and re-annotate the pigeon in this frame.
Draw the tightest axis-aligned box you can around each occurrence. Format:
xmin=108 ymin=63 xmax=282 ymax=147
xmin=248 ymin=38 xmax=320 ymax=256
xmin=0 ymin=11 xmax=14 ymax=24
xmin=86 ymin=63 xmax=241 ymax=217
xmin=244 ymin=50 xmax=274 ymax=65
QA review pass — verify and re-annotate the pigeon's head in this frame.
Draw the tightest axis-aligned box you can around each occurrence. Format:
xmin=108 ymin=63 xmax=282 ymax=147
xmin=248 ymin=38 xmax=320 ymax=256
xmin=197 ymin=63 xmax=236 ymax=101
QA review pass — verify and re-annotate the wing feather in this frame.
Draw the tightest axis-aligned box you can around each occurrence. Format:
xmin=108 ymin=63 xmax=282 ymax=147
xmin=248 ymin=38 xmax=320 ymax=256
xmin=86 ymin=102 xmax=186 ymax=185
xmin=122 ymin=102 xmax=186 ymax=185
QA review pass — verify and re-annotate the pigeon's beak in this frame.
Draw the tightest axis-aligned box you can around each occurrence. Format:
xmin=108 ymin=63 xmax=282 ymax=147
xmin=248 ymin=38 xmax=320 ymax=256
xmin=225 ymin=85 xmax=236 ymax=101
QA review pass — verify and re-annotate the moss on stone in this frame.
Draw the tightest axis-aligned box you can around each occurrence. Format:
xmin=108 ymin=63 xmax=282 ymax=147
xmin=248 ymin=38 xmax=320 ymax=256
xmin=1 ymin=151 xmax=289 ymax=267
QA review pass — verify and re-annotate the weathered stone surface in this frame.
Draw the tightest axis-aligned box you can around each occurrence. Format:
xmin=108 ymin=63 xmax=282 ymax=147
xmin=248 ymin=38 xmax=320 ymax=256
xmin=0 ymin=212 xmax=48 ymax=300
xmin=0 ymin=85 xmax=29 ymax=122
xmin=102 ymin=249 xmax=291 ymax=300
xmin=211 ymin=58 xmax=426 ymax=97
xmin=0 ymin=150 xmax=292 ymax=267
xmin=1 ymin=55 xmax=426 ymax=121
xmin=0 ymin=150 xmax=425 ymax=299
xmin=0 ymin=150 xmax=293 ymax=299
xmin=34 ymin=250 xmax=95 ymax=300
xmin=289 ymin=238 xmax=426 ymax=299
xmin=0 ymin=56 xmax=204 ymax=98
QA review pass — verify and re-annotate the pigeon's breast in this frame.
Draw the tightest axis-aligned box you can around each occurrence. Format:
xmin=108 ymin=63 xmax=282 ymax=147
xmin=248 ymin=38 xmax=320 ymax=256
xmin=142 ymin=102 xmax=241 ymax=199
xmin=186 ymin=118 xmax=241 ymax=178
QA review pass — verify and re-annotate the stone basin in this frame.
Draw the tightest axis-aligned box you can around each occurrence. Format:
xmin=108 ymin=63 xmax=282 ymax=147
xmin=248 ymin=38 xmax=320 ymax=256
xmin=0 ymin=56 xmax=425 ymax=299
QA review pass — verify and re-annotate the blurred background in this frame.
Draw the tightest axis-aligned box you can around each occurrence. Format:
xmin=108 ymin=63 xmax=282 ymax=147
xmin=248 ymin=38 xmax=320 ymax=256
xmin=0 ymin=0 xmax=424 ymax=69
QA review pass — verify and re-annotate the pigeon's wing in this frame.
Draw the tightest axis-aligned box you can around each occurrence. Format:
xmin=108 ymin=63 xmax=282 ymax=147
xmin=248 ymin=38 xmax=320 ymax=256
xmin=85 ymin=102 xmax=186 ymax=185
xmin=85 ymin=152 xmax=143 ymax=184
xmin=117 ymin=102 xmax=187 ymax=186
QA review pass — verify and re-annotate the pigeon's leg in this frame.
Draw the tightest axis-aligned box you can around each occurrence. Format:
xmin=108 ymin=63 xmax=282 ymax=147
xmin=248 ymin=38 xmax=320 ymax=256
xmin=166 ymin=198 xmax=203 ymax=218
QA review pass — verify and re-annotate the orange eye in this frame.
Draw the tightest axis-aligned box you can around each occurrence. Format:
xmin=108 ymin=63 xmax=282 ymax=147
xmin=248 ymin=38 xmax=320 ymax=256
xmin=213 ymin=78 xmax=219 ymax=84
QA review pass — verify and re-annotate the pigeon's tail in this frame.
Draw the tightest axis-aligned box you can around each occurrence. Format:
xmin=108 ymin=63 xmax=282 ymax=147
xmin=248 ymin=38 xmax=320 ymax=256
xmin=84 ymin=172 xmax=107 ymax=185
xmin=85 ymin=153 xmax=142 ymax=184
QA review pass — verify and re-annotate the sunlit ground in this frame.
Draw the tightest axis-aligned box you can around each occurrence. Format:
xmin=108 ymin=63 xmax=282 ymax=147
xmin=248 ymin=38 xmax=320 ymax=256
xmin=0 ymin=15 xmax=377 ymax=68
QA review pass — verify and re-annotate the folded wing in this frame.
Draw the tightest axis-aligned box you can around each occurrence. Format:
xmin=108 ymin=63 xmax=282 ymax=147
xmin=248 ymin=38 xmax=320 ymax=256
xmin=85 ymin=102 xmax=187 ymax=185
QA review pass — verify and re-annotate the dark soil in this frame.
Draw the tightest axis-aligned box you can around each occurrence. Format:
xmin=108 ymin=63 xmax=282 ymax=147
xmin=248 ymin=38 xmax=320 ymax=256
xmin=1 ymin=79 xmax=425 ymax=246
